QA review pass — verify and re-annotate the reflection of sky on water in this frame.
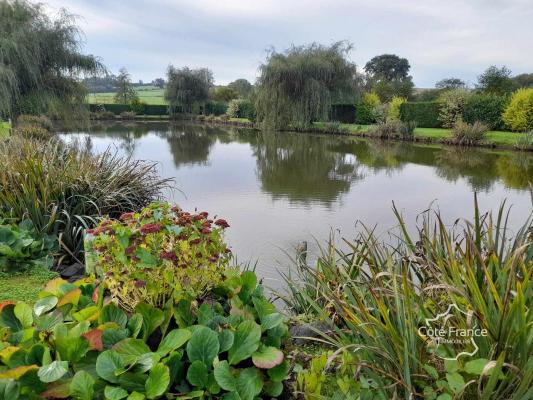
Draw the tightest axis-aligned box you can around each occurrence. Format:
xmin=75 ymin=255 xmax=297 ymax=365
xmin=60 ymin=123 xmax=533 ymax=289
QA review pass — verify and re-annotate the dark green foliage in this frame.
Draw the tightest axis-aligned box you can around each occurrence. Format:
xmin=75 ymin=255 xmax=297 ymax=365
xmin=463 ymin=94 xmax=508 ymax=130
xmin=477 ymin=65 xmax=514 ymax=95
xmin=0 ymin=137 xmax=171 ymax=262
xmin=0 ymin=219 xmax=57 ymax=272
xmin=435 ymin=77 xmax=466 ymax=89
xmin=364 ymin=54 xmax=414 ymax=101
xmin=0 ymin=270 xmax=289 ymax=399
xmin=255 ymin=42 xmax=358 ymax=130
xmin=355 ymin=102 xmax=375 ymax=124
xmin=0 ymin=0 xmax=103 ymax=118
xmin=512 ymin=73 xmax=533 ymax=89
xmin=329 ymin=104 xmax=356 ymax=123
xmin=228 ymin=79 xmax=254 ymax=98
xmin=364 ymin=54 xmax=410 ymax=81
xmin=165 ymin=66 xmax=213 ymax=114
xmin=89 ymin=104 xmax=168 ymax=116
xmin=204 ymin=100 xmax=227 ymax=116
xmin=210 ymin=86 xmax=238 ymax=102
xmin=399 ymin=102 xmax=442 ymax=128
xmin=228 ymin=99 xmax=256 ymax=120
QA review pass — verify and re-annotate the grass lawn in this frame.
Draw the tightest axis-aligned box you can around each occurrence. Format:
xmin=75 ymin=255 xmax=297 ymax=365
xmin=0 ymin=266 xmax=57 ymax=304
xmin=0 ymin=121 xmax=10 ymax=139
xmin=313 ymin=122 xmax=524 ymax=148
xmin=88 ymin=87 xmax=167 ymax=105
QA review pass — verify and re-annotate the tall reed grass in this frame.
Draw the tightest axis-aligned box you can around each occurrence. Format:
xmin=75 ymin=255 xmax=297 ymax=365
xmin=280 ymin=196 xmax=532 ymax=399
xmin=0 ymin=136 xmax=172 ymax=263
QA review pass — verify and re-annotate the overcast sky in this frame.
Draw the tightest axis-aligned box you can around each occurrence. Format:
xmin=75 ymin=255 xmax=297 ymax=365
xmin=44 ymin=0 xmax=533 ymax=87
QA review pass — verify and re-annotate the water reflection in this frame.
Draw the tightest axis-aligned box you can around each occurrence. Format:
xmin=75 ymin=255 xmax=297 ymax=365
xmin=77 ymin=122 xmax=533 ymax=195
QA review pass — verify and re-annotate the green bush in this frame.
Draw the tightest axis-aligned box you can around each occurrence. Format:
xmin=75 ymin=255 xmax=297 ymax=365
xmin=86 ymin=203 xmax=232 ymax=312
xmin=130 ymin=99 xmax=147 ymax=115
xmin=452 ymin=120 xmax=489 ymax=145
xmin=0 ymin=271 xmax=289 ymax=399
xmin=399 ymin=101 xmax=441 ymax=128
xmin=355 ymin=92 xmax=381 ymax=124
xmin=0 ymin=137 xmax=170 ymax=263
xmin=12 ymin=124 xmax=53 ymax=140
xmin=227 ymin=99 xmax=256 ymax=121
xmin=0 ymin=219 xmax=57 ymax=273
xmin=438 ymin=88 xmax=472 ymax=128
xmin=387 ymin=96 xmax=406 ymax=121
xmin=502 ymin=88 xmax=533 ymax=131
xmin=204 ymin=100 xmax=227 ymax=116
xmin=463 ymin=94 xmax=508 ymax=130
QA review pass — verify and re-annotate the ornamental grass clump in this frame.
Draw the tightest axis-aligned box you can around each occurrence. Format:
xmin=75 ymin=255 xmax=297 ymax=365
xmin=280 ymin=197 xmax=532 ymax=399
xmin=87 ymin=202 xmax=233 ymax=311
xmin=0 ymin=136 xmax=170 ymax=263
xmin=451 ymin=120 xmax=488 ymax=145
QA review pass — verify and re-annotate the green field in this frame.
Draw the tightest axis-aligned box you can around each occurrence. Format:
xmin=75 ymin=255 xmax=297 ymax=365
xmin=0 ymin=121 xmax=10 ymax=139
xmin=88 ymin=87 xmax=167 ymax=105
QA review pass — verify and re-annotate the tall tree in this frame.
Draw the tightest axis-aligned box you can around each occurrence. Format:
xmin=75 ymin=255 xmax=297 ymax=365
xmin=114 ymin=67 xmax=138 ymax=104
xmin=0 ymin=0 xmax=103 ymax=118
xmin=210 ymin=86 xmax=238 ymax=102
xmin=477 ymin=66 xmax=513 ymax=95
xmin=228 ymin=79 xmax=253 ymax=98
xmin=364 ymin=54 xmax=410 ymax=81
xmin=152 ymin=78 xmax=166 ymax=88
xmin=512 ymin=73 xmax=533 ymax=89
xmin=435 ymin=78 xmax=466 ymax=90
xmin=255 ymin=42 xmax=358 ymax=130
xmin=165 ymin=66 xmax=213 ymax=114
xmin=364 ymin=54 xmax=414 ymax=101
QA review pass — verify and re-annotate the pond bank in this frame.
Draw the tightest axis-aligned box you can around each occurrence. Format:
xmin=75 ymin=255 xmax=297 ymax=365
xmin=116 ymin=116 xmax=532 ymax=152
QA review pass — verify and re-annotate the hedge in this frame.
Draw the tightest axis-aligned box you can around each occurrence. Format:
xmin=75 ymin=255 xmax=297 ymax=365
xmin=400 ymin=102 xmax=442 ymax=128
xmin=205 ymin=100 xmax=227 ymax=116
xmin=330 ymin=104 xmax=356 ymax=123
xmin=463 ymin=94 xmax=508 ymax=130
xmin=89 ymin=104 xmax=169 ymax=115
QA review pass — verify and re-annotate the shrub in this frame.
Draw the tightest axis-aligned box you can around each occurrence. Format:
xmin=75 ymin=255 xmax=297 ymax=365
xmin=437 ymin=88 xmax=472 ymax=128
xmin=398 ymin=120 xmax=416 ymax=139
xmin=205 ymin=100 xmax=227 ymax=116
xmin=387 ymin=96 xmax=407 ymax=121
xmin=451 ymin=120 xmax=489 ymax=145
xmin=0 ymin=271 xmax=289 ymax=399
xmin=16 ymin=114 xmax=53 ymax=130
xmin=0 ymin=137 xmax=171 ymax=262
xmin=463 ymin=93 xmax=508 ymax=130
xmin=0 ymin=219 xmax=57 ymax=273
xmin=369 ymin=120 xmax=399 ymax=138
xmin=502 ymin=88 xmax=533 ymax=131
xmin=227 ymin=99 xmax=256 ymax=120
xmin=280 ymin=200 xmax=532 ymax=399
xmin=119 ymin=111 xmax=136 ymax=120
xmin=87 ymin=202 xmax=232 ymax=311
xmin=355 ymin=92 xmax=380 ymax=124
xmin=399 ymin=101 xmax=441 ymax=128
xmin=12 ymin=124 xmax=53 ymax=140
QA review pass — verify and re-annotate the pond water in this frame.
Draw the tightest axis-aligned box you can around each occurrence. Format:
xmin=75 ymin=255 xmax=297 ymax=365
xmin=61 ymin=122 xmax=533 ymax=288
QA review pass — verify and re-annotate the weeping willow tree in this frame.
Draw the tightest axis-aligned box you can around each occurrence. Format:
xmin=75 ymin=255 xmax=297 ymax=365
xmin=165 ymin=66 xmax=213 ymax=115
xmin=0 ymin=0 xmax=103 ymax=119
xmin=255 ymin=42 xmax=358 ymax=130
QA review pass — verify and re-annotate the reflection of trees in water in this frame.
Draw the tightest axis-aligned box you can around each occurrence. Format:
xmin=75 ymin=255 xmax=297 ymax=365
xmin=330 ymin=139 xmax=439 ymax=174
xmin=435 ymin=148 xmax=498 ymax=191
xmin=250 ymin=132 xmax=363 ymax=205
xmin=496 ymin=155 xmax=533 ymax=189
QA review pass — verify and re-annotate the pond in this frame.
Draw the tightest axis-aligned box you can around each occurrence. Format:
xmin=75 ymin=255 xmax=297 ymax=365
xmin=61 ymin=122 xmax=533 ymax=288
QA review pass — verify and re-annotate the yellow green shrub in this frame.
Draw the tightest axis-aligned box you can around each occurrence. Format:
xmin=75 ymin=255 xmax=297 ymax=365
xmin=502 ymin=88 xmax=533 ymax=131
